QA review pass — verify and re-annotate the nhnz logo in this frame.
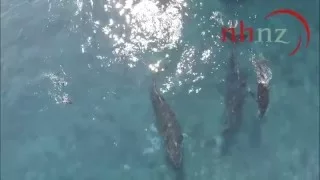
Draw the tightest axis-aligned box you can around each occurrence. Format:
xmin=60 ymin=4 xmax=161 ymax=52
xmin=221 ymin=9 xmax=311 ymax=56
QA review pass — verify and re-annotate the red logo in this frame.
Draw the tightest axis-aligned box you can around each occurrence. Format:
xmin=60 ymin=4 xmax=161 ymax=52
xmin=221 ymin=9 xmax=311 ymax=56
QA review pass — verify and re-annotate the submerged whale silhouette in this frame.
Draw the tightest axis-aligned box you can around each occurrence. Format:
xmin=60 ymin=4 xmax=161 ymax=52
xmin=220 ymin=48 xmax=249 ymax=155
xmin=150 ymin=75 xmax=184 ymax=179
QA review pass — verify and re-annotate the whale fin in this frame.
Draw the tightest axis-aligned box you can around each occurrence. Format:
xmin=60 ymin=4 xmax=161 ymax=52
xmin=247 ymin=87 xmax=256 ymax=99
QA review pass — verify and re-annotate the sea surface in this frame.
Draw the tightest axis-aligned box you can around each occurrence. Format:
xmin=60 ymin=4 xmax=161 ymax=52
xmin=1 ymin=0 xmax=319 ymax=179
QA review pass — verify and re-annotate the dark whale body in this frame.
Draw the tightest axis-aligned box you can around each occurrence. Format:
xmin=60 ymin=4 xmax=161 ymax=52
xmin=257 ymin=83 xmax=269 ymax=120
xmin=150 ymin=76 xmax=184 ymax=179
xmin=249 ymin=61 xmax=271 ymax=148
xmin=220 ymin=49 xmax=248 ymax=155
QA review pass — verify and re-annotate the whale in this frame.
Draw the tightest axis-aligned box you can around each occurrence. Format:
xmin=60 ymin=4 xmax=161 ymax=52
xmin=220 ymin=48 xmax=249 ymax=155
xmin=150 ymin=75 xmax=184 ymax=179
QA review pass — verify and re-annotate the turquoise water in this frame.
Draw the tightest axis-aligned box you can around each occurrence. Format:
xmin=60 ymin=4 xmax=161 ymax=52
xmin=1 ymin=0 xmax=319 ymax=179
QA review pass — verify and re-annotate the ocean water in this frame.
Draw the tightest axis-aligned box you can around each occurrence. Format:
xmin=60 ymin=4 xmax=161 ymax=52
xmin=1 ymin=0 xmax=319 ymax=179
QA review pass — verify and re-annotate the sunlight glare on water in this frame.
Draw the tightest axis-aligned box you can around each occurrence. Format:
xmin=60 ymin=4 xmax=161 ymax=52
xmin=101 ymin=0 xmax=185 ymax=59
xmin=44 ymin=0 xmax=230 ymax=96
